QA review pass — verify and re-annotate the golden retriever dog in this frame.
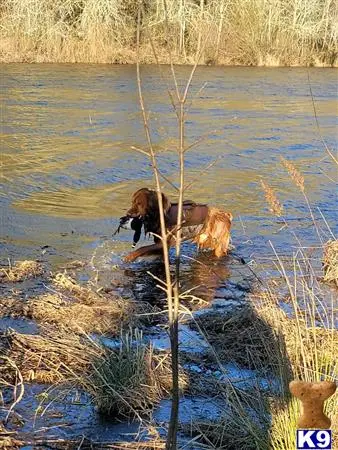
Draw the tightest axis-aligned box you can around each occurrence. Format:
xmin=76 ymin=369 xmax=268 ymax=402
xmin=121 ymin=188 xmax=233 ymax=262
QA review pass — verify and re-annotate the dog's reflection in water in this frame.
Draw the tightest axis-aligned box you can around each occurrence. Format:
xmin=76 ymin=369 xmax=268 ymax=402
xmin=123 ymin=248 xmax=230 ymax=308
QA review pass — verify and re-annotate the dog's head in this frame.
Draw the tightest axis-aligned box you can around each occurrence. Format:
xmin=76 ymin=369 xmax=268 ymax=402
xmin=127 ymin=188 xmax=171 ymax=218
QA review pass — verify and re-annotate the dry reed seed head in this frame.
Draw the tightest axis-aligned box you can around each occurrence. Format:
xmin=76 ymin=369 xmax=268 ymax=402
xmin=260 ymin=179 xmax=284 ymax=217
xmin=280 ymin=157 xmax=305 ymax=191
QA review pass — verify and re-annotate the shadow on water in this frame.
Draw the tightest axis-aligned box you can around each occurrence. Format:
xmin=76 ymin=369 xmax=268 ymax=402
xmin=122 ymin=249 xmax=231 ymax=307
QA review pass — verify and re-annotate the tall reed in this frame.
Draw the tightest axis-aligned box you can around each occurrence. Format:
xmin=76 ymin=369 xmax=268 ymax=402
xmin=1 ymin=0 xmax=337 ymax=65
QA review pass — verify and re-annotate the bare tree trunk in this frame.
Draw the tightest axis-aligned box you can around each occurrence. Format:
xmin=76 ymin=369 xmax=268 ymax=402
xmin=216 ymin=1 xmax=225 ymax=63
xmin=179 ymin=0 xmax=187 ymax=61
xmin=197 ymin=0 xmax=204 ymax=60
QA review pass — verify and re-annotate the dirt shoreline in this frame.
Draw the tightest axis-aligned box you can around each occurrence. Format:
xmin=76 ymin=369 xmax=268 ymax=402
xmin=1 ymin=56 xmax=337 ymax=67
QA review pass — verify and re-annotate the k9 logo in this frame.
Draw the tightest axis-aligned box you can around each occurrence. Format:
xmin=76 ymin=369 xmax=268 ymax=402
xmin=296 ymin=430 xmax=332 ymax=449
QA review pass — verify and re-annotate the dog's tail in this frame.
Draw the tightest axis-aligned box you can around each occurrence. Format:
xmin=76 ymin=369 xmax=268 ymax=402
xmin=194 ymin=208 xmax=233 ymax=257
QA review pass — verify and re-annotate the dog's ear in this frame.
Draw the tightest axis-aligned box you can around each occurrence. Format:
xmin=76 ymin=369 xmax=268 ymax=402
xmin=161 ymin=192 xmax=171 ymax=214
xmin=145 ymin=190 xmax=158 ymax=213
xmin=146 ymin=190 xmax=171 ymax=215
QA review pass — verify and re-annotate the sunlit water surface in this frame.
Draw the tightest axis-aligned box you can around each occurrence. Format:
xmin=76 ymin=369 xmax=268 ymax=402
xmin=1 ymin=65 xmax=337 ymax=271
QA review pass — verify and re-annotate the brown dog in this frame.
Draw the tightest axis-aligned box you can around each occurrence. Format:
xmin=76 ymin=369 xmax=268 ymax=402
xmin=123 ymin=188 xmax=232 ymax=262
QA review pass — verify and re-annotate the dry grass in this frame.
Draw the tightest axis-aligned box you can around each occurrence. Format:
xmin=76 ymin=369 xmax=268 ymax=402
xmin=0 ymin=297 xmax=27 ymax=319
xmin=27 ymin=293 xmax=134 ymax=335
xmin=85 ymin=329 xmax=188 ymax=418
xmin=323 ymin=239 xmax=338 ymax=286
xmin=0 ymin=328 xmax=99 ymax=383
xmin=0 ymin=0 xmax=336 ymax=65
xmin=49 ymin=272 xmax=157 ymax=332
xmin=253 ymin=291 xmax=337 ymax=380
xmin=0 ymin=425 xmax=22 ymax=449
xmin=0 ymin=327 xmax=186 ymax=418
xmin=192 ymin=301 xmax=291 ymax=375
xmin=256 ymin=159 xmax=338 ymax=448
xmin=0 ymin=271 xmax=154 ymax=335
xmin=186 ymin=286 xmax=337 ymax=449
xmin=0 ymin=260 xmax=43 ymax=283
xmin=53 ymin=272 xmax=99 ymax=304
xmin=252 ymin=258 xmax=337 ymax=449
xmin=187 ymin=413 xmax=269 ymax=450
xmin=20 ymin=437 xmax=166 ymax=449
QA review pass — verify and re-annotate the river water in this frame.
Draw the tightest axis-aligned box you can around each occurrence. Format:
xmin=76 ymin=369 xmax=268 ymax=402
xmin=1 ymin=64 xmax=337 ymax=270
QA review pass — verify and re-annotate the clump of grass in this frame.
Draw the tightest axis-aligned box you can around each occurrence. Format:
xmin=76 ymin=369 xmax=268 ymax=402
xmin=0 ymin=260 xmax=43 ymax=283
xmin=0 ymin=271 xmax=155 ymax=335
xmin=188 ymin=280 xmax=337 ymax=449
xmin=53 ymin=272 xmax=99 ymax=304
xmin=31 ymin=273 xmax=156 ymax=333
xmin=86 ymin=329 xmax=188 ymax=418
xmin=260 ymin=180 xmax=284 ymax=217
xmin=269 ymin=397 xmax=300 ymax=450
xmin=257 ymin=265 xmax=338 ymax=448
xmin=0 ymin=328 xmax=100 ymax=383
xmin=192 ymin=302 xmax=291 ymax=376
xmin=323 ymin=239 xmax=338 ymax=286
xmin=253 ymin=288 xmax=338 ymax=381
xmin=183 ymin=371 xmax=272 ymax=449
xmin=27 ymin=293 xmax=136 ymax=335
xmin=0 ymin=327 xmax=187 ymax=418
xmin=187 ymin=410 xmax=269 ymax=450
xmin=0 ymin=297 xmax=26 ymax=318
xmin=0 ymin=424 xmax=22 ymax=449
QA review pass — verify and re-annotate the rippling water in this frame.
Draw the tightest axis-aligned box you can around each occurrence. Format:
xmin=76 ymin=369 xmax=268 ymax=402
xmin=1 ymin=64 xmax=337 ymax=270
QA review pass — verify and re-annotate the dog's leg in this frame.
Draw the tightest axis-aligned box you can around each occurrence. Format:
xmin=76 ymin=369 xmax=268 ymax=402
xmin=124 ymin=242 xmax=164 ymax=262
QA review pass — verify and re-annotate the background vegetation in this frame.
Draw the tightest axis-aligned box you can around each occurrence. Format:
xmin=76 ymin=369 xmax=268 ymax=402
xmin=0 ymin=0 xmax=337 ymax=66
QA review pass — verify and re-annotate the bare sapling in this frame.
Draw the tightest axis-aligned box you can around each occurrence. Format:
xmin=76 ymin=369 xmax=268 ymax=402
xmin=134 ymin=1 xmax=205 ymax=446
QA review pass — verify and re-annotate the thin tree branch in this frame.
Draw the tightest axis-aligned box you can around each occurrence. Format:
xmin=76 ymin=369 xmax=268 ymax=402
xmin=184 ymin=156 xmax=222 ymax=192
xmin=136 ymin=3 xmax=174 ymax=326
xmin=183 ymin=129 xmax=220 ymax=153
xmin=307 ymin=70 xmax=338 ymax=165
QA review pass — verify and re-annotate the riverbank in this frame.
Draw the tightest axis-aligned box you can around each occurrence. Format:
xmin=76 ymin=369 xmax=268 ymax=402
xmin=1 ymin=44 xmax=337 ymax=67
xmin=0 ymin=0 xmax=337 ymax=66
